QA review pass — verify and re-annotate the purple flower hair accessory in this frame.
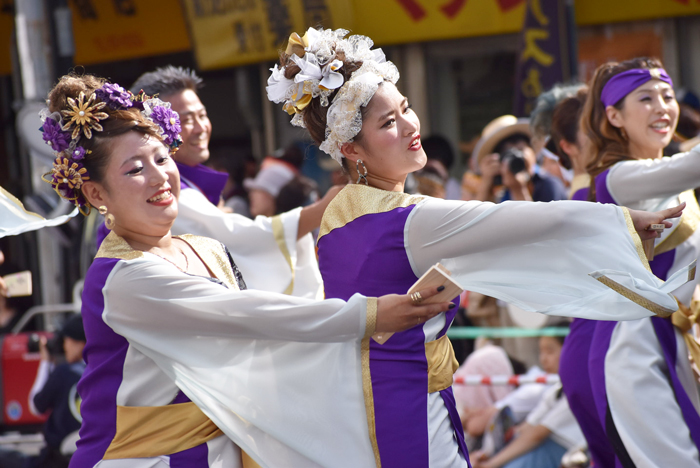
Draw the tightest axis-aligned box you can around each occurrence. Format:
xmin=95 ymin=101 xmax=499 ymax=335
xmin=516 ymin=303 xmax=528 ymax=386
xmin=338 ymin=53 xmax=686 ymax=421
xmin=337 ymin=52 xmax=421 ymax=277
xmin=41 ymin=118 xmax=71 ymax=152
xmin=95 ymin=83 xmax=133 ymax=110
xmin=150 ymin=105 xmax=182 ymax=146
xmin=71 ymin=146 xmax=88 ymax=161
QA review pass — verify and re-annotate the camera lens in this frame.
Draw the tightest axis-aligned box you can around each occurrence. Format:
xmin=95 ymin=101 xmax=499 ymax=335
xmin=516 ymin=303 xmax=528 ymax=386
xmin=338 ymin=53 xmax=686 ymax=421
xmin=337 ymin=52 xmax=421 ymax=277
xmin=26 ymin=333 xmax=41 ymax=353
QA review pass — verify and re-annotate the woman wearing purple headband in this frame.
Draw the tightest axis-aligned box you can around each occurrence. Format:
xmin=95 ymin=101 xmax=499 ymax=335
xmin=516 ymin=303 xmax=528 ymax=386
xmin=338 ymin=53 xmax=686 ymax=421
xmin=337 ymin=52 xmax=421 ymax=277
xmin=567 ymin=57 xmax=700 ymax=467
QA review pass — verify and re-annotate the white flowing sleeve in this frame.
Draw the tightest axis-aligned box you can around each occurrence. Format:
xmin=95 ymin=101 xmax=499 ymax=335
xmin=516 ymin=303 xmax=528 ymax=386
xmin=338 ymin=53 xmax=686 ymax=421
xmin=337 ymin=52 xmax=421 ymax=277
xmin=172 ymin=188 xmax=323 ymax=298
xmin=101 ymin=258 xmax=377 ymax=468
xmin=102 ymin=258 xmax=371 ymax=344
xmin=607 ymin=145 xmax=700 ymax=205
xmin=406 ymin=198 xmax=690 ymax=320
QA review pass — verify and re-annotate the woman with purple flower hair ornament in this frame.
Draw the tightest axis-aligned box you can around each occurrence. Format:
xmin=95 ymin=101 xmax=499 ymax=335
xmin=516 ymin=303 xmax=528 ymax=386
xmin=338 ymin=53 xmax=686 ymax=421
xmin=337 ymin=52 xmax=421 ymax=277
xmin=42 ymin=74 xmax=458 ymax=468
xmin=266 ymin=28 xmax=696 ymax=467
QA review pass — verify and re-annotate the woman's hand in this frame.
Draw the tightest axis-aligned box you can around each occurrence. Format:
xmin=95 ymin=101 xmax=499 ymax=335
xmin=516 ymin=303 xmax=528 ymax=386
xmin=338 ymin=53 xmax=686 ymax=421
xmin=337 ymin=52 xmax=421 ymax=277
xmin=375 ymin=286 xmax=455 ymax=332
xmin=628 ymin=203 xmax=685 ymax=241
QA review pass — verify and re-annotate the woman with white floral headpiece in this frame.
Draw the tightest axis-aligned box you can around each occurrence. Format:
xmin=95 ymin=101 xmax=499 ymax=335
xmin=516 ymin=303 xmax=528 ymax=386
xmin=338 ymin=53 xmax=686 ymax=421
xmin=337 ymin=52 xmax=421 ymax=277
xmin=267 ymin=27 xmax=694 ymax=467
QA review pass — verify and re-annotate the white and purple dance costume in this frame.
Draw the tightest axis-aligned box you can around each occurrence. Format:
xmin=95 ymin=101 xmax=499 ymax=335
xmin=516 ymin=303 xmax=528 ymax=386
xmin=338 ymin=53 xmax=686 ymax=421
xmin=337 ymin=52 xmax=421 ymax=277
xmin=316 ymin=184 xmax=691 ymax=468
xmin=73 ymin=232 xmax=396 ymax=468
xmin=584 ymin=150 xmax=700 ymax=467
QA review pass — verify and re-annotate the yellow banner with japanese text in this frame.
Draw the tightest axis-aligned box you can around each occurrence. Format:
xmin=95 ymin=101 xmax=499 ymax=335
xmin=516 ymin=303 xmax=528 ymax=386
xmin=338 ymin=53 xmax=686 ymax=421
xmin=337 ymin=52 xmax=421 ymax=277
xmin=184 ymin=0 xmax=700 ymax=70
xmin=70 ymin=0 xmax=191 ymax=66
xmin=181 ymin=0 xmax=354 ymax=69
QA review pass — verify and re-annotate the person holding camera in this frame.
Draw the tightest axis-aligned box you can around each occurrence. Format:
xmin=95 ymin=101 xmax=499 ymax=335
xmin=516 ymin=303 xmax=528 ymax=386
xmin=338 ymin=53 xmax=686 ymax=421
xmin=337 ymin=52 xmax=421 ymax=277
xmin=474 ymin=115 xmax=568 ymax=203
xmin=27 ymin=314 xmax=86 ymax=468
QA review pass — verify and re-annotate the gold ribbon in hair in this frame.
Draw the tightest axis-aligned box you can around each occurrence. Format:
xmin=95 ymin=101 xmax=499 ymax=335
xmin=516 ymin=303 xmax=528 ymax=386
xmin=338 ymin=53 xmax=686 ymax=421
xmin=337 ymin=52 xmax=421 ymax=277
xmin=285 ymin=31 xmax=310 ymax=58
xmin=672 ymin=294 xmax=700 ymax=376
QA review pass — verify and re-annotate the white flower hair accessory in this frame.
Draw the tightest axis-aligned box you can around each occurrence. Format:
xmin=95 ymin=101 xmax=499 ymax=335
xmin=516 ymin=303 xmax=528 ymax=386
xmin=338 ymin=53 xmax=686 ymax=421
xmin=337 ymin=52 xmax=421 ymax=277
xmin=267 ymin=27 xmax=400 ymax=163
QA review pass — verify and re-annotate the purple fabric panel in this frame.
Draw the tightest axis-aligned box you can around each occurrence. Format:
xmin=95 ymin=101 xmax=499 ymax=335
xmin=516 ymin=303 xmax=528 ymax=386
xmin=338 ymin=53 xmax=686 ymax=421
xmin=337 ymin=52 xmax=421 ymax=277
xmin=319 ymin=205 xmax=467 ymax=465
xmin=319 ymin=206 xmax=422 ymax=300
xmin=649 ymin=249 xmax=675 ymax=281
xmin=95 ymin=223 xmax=110 ymax=250
xmin=570 ymin=187 xmax=589 ymax=201
xmin=560 ymin=319 xmax=617 ymax=468
xmin=172 ymin=390 xmax=192 ymax=404
xmin=439 ymin=387 xmax=471 ymax=468
xmin=588 ymin=320 xmax=623 ymax=468
xmin=170 ymin=443 xmax=210 ymax=467
xmin=651 ymin=317 xmax=700 ymax=448
xmin=70 ymin=258 xmax=130 ymax=468
xmin=176 ymin=162 xmax=228 ymax=206
xmin=370 ymin=326 xmax=430 ymax=467
xmin=594 ymin=170 xmax=616 ymax=205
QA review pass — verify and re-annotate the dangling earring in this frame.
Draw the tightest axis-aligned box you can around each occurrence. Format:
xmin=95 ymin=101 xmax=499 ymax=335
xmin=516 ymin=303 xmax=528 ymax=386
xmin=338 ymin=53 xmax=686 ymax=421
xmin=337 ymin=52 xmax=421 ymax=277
xmin=356 ymin=159 xmax=368 ymax=186
xmin=620 ymin=127 xmax=628 ymax=140
xmin=98 ymin=205 xmax=116 ymax=230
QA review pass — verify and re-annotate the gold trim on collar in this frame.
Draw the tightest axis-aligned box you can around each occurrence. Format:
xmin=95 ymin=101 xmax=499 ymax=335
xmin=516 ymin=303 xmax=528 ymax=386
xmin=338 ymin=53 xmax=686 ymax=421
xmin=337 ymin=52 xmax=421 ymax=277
xmin=95 ymin=231 xmax=144 ymax=261
xmin=271 ymin=215 xmax=295 ymax=295
xmin=103 ymin=402 xmax=223 ymax=459
xmin=318 ymin=185 xmax=425 ymax=242
xmin=178 ymin=234 xmax=240 ymax=290
xmin=655 ymin=191 xmax=700 ymax=256
xmin=621 ymin=207 xmax=651 ymax=272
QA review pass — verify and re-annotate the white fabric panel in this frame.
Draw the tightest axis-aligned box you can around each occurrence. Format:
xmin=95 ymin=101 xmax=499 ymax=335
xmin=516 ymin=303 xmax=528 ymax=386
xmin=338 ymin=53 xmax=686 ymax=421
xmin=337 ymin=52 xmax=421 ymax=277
xmin=101 ymin=257 xmax=375 ymax=468
xmin=115 ymin=345 xmax=178 ymax=407
xmin=94 ymin=456 xmax=170 ymax=468
xmin=605 ymin=319 xmax=700 ymax=467
xmin=406 ymin=198 xmax=685 ymax=320
xmin=427 ymin=391 xmax=466 ymax=467
xmin=173 ymin=188 xmax=322 ymax=298
xmin=207 ymin=435 xmax=243 ymax=468
xmin=606 ymin=146 xmax=700 ymax=206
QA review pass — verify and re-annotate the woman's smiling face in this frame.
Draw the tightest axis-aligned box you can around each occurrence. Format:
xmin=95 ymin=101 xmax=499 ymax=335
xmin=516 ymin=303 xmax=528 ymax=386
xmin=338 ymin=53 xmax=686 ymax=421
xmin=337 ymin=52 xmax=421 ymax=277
xmin=83 ymin=131 xmax=180 ymax=239
xmin=606 ymin=79 xmax=679 ymax=158
xmin=342 ymin=82 xmax=427 ymax=184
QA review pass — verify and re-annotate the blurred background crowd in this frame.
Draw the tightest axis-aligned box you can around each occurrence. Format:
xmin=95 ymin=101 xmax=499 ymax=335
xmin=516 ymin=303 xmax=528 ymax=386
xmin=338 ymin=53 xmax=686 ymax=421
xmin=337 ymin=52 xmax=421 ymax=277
xmin=2 ymin=0 xmax=700 ymax=467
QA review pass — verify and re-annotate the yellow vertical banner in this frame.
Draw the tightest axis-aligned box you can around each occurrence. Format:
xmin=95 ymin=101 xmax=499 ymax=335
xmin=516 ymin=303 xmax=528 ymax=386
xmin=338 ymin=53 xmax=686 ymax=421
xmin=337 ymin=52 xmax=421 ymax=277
xmin=181 ymin=0 xmax=354 ymax=70
xmin=70 ymin=0 xmax=191 ymax=66
xmin=0 ymin=2 xmax=13 ymax=76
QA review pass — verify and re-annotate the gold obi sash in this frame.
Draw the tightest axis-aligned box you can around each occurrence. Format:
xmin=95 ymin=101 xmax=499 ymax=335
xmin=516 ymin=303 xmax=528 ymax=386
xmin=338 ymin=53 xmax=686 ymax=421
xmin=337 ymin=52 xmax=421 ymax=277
xmin=673 ymin=296 xmax=700 ymax=372
xmin=103 ymin=402 xmax=262 ymax=468
xmin=426 ymin=334 xmax=460 ymax=393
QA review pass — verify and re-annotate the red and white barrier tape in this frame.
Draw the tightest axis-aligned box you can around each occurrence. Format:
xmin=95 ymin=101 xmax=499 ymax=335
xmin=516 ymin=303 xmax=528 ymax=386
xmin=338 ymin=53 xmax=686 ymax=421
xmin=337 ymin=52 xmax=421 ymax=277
xmin=453 ymin=374 xmax=560 ymax=386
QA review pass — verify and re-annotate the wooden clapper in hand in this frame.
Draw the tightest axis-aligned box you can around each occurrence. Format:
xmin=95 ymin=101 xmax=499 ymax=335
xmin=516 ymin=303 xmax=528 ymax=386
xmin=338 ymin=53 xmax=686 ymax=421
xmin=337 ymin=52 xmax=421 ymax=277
xmin=372 ymin=263 xmax=464 ymax=345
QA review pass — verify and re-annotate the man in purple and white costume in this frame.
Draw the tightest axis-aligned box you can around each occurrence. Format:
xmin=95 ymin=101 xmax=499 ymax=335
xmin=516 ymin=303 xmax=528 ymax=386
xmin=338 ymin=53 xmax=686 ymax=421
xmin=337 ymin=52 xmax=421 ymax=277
xmin=582 ymin=59 xmax=700 ymax=467
xmin=125 ymin=66 xmax=327 ymax=298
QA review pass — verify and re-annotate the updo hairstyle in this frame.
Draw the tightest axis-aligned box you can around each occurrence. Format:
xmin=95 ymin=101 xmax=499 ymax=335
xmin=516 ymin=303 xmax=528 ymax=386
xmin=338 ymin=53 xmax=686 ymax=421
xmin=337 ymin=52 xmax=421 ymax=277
xmin=550 ymin=86 xmax=588 ymax=167
xmin=581 ymin=57 xmax=663 ymax=200
xmin=47 ymin=74 xmax=163 ymax=185
xmin=278 ymin=52 xmax=368 ymax=171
